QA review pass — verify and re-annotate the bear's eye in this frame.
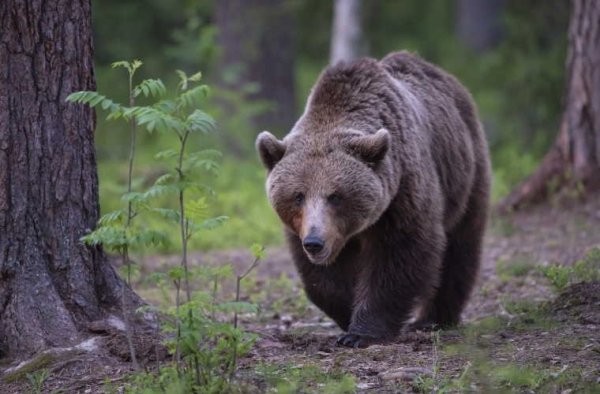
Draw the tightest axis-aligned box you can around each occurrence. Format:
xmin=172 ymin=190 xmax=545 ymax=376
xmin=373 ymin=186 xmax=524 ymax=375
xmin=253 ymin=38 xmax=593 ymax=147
xmin=327 ymin=193 xmax=343 ymax=206
xmin=294 ymin=192 xmax=305 ymax=206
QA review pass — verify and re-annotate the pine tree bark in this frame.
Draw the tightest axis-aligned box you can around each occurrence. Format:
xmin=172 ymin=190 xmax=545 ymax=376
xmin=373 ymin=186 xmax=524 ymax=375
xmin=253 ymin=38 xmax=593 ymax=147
xmin=0 ymin=0 xmax=139 ymax=357
xmin=501 ymin=0 xmax=600 ymax=210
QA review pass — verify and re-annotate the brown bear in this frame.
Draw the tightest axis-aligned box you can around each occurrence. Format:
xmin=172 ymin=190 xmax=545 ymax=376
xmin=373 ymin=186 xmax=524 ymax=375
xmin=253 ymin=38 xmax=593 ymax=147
xmin=256 ymin=51 xmax=490 ymax=348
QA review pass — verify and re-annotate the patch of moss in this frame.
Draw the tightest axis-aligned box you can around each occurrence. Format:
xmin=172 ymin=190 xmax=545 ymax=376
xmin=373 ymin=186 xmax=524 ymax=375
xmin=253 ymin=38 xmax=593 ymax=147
xmin=2 ymin=349 xmax=81 ymax=384
xmin=2 ymin=353 xmax=56 ymax=384
xmin=496 ymin=257 xmax=534 ymax=282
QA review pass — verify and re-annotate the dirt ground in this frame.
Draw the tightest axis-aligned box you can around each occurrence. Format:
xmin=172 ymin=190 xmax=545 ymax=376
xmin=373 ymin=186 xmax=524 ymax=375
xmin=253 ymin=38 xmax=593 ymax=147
xmin=1 ymin=195 xmax=599 ymax=393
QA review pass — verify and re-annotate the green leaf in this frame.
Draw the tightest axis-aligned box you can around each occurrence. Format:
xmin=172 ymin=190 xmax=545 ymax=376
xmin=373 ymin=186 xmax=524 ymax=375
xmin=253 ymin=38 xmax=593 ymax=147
xmin=111 ymin=60 xmax=131 ymax=71
xmin=80 ymin=226 xmax=127 ymax=249
xmin=168 ymin=266 xmax=185 ymax=281
xmin=177 ymin=84 xmax=210 ymax=110
xmin=152 ymin=208 xmax=181 ymax=223
xmin=153 ymin=173 xmax=176 ymax=185
xmin=111 ymin=59 xmax=142 ymax=76
xmin=121 ymin=192 xmax=145 ymax=203
xmin=251 ymin=243 xmax=266 ymax=260
xmin=186 ymin=149 xmax=222 ymax=173
xmin=133 ymin=78 xmax=167 ymax=98
xmin=217 ymin=301 xmax=258 ymax=314
xmin=153 ymin=99 xmax=177 ymax=114
xmin=186 ymin=109 xmax=216 ymax=134
xmin=186 ymin=158 xmax=219 ymax=173
xmin=154 ymin=150 xmax=179 ymax=161
xmin=129 ymin=228 xmax=169 ymax=247
xmin=143 ymin=184 xmax=179 ymax=199
xmin=176 ymin=70 xmax=188 ymax=90
xmin=185 ymin=198 xmax=209 ymax=222
xmin=188 ymin=216 xmax=228 ymax=235
xmin=97 ymin=210 xmax=124 ymax=226
xmin=188 ymin=71 xmax=202 ymax=82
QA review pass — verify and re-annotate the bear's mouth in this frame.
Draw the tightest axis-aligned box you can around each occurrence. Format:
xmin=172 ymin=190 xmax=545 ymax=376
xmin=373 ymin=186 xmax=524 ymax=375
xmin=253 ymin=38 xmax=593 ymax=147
xmin=303 ymin=247 xmax=331 ymax=265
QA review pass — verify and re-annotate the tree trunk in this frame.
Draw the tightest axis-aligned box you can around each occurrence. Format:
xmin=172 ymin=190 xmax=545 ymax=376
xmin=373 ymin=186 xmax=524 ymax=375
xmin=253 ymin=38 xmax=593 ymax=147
xmin=330 ymin=0 xmax=364 ymax=64
xmin=501 ymin=0 xmax=600 ymax=210
xmin=0 ymin=0 xmax=139 ymax=357
xmin=456 ymin=0 xmax=505 ymax=53
xmin=215 ymin=0 xmax=297 ymax=137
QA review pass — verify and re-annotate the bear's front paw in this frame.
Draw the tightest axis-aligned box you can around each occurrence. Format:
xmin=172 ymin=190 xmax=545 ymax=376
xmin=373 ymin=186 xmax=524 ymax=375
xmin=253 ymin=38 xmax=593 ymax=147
xmin=336 ymin=333 xmax=375 ymax=348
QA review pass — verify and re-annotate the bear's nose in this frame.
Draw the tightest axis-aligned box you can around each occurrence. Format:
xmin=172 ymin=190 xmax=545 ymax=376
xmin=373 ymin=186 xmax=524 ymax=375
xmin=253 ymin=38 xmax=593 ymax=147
xmin=303 ymin=236 xmax=324 ymax=255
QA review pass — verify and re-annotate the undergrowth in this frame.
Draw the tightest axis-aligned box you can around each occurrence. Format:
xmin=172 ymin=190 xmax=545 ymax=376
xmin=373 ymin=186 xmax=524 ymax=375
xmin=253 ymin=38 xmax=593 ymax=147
xmin=540 ymin=247 xmax=600 ymax=292
xmin=69 ymin=61 xmax=265 ymax=392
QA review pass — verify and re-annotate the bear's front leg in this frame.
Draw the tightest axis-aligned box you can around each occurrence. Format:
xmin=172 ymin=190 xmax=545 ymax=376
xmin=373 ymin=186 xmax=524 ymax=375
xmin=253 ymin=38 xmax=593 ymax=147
xmin=337 ymin=228 xmax=444 ymax=348
xmin=286 ymin=231 xmax=358 ymax=330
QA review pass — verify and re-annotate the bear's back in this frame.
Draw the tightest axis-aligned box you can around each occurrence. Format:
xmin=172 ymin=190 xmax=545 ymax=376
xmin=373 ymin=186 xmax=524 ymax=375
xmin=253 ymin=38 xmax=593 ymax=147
xmin=381 ymin=51 xmax=489 ymax=231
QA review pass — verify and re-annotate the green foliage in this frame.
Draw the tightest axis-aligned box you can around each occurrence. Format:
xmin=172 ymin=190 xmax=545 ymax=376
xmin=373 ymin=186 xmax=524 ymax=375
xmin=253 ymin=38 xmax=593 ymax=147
xmin=255 ymin=362 xmax=356 ymax=394
xmin=26 ymin=369 xmax=49 ymax=394
xmin=540 ymin=248 xmax=600 ymax=292
xmin=137 ymin=268 xmax=258 ymax=393
xmin=71 ymin=61 xmax=269 ymax=391
xmin=496 ymin=257 xmax=533 ymax=283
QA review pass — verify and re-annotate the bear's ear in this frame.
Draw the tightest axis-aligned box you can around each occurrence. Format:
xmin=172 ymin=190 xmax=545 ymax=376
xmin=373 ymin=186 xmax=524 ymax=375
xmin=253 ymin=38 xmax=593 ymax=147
xmin=347 ymin=128 xmax=390 ymax=164
xmin=256 ymin=131 xmax=287 ymax=170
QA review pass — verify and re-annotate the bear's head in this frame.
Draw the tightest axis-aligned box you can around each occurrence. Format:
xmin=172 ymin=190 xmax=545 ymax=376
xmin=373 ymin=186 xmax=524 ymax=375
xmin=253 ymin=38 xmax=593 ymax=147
xmin=256 ymin=128 xmax=391 ymax=265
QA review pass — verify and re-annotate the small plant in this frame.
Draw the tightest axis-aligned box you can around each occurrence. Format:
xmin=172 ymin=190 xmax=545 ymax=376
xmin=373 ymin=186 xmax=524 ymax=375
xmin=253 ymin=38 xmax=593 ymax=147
xmin=69 ymin=61 xmax=264 ymax=391
xmin=26 ymin=369 xmax=49 ymax=394
xmin=539 ymin=247 xmax=600 ymax=292
xmin=68 ymin=60 xmax=172 ymax=368
xmin=496 ymin=257 xmax=533 ymax=282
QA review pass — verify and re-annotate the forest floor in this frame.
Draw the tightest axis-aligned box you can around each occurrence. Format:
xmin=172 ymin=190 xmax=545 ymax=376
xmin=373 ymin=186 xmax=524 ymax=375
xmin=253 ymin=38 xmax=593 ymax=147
xmin=1 ymin=195 xmax=600 ymax=393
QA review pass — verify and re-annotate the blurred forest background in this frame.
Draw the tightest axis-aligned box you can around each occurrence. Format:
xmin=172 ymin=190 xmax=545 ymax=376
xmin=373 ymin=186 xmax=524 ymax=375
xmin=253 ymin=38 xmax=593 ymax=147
xmin=91 ymin=0 xmax=570 ymax=252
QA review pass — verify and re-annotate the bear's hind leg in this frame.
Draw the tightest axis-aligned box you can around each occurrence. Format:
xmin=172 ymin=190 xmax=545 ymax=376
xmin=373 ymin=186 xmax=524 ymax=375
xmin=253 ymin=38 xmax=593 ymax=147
xmin=418 ymin=182 xmax=489 ymax=328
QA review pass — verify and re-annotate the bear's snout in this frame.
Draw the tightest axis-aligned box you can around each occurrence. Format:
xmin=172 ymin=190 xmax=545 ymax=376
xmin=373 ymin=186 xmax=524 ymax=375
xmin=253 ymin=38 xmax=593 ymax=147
xmin=303 ymin=235 xmax=324 ymax=255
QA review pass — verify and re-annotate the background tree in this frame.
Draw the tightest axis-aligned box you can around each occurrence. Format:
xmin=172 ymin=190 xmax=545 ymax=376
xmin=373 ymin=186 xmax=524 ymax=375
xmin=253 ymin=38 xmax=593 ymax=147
xmin=456 ymin=0 xmax=505 ymax=53
xmin=0 ymin=0 xmax=139 ymax=356
xmin=215 ymin=0 xmax=297 ymax=136
xmin=330 ymin=0 xmax=365 ymax=64
xmin=501 ymin=0 xmax=600 ymax=210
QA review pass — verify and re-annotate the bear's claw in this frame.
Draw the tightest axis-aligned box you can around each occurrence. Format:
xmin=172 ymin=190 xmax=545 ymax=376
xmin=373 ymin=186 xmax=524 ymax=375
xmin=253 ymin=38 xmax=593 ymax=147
xmin=336 ymin=333 xmax=371 ymax=348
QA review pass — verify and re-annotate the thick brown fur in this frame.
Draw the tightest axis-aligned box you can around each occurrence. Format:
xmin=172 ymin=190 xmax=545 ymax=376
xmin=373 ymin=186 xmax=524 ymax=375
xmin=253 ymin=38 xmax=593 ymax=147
xmin=256 ymin=51 xmax=491 ymax=348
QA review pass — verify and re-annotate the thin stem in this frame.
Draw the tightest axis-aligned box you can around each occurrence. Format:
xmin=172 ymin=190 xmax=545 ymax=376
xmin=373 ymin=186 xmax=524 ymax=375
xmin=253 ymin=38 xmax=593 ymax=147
xmin=174 ymin=279 xmax=182 ymax=371
xmin=127 ymin=71 xmax=136 ymax=226
xmin=234 ymin=255 xmax=260 ymax=329
xmin=230 ymin=254 xmax=262 ymax=381
xmin=176 ymin=129 xmax=200 ymax=386
xmin=177 ymin=131 xmax=192 ymax=303
xmin=122 ymin=248 xmax=139 ymax=369
xmin=121 ymin=69 xmax=139 ymax=370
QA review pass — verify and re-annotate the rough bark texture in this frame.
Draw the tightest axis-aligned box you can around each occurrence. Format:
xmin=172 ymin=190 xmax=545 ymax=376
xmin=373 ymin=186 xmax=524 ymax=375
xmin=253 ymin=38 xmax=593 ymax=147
xmin=0 ymin=0 xmax=137 ymax=357
xmin=215 ymin=0 xmax=297 ymax=136
xmin=501 ymin=0 xmax=600 ymax=210
xmin=330 ymin=0 xmax=364 ymax=64
xmin=456 ymin=0 xmax=505 ymax=53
